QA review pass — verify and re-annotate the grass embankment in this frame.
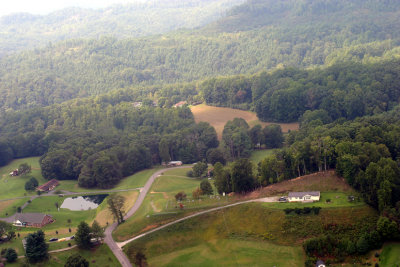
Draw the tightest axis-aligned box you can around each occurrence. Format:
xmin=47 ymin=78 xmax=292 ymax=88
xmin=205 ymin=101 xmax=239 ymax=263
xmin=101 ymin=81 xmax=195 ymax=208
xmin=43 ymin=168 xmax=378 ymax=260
xmin=379 ymin=242 xmax=400 ymax=266
xmin=0 ymin=157 xmax=47 ymax=200
xmin=6 ymin=244 xmax=120 ymax=267
xmin=191 ymin=104 xmax=299 ymax=139
xmin=124 ymin=203 xmax=377 ymax=266
xmin=113 ymin=167 xmax=233 ymax=241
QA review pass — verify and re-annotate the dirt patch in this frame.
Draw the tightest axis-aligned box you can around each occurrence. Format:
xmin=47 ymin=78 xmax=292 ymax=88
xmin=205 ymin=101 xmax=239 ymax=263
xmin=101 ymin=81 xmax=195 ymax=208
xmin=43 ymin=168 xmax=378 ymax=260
xmin=150 ymin=201 xmax=162 ymax=213
xmin=139 ymin=224 xmax=159 ymax=234
xmin=191 ymin=104 xmax=299 ymax=139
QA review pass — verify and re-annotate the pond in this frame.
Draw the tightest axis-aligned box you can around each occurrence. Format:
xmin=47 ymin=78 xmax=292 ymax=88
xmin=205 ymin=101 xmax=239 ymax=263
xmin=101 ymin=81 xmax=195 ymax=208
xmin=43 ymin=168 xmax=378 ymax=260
xmin=60 ymin=194 xmax=108 ymax=211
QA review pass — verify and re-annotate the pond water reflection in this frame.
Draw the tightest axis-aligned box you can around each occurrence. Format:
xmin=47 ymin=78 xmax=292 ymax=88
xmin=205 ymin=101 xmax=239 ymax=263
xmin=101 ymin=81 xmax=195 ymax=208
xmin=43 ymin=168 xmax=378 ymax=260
xmin=60 ymin=194 xmax=108 ymax=211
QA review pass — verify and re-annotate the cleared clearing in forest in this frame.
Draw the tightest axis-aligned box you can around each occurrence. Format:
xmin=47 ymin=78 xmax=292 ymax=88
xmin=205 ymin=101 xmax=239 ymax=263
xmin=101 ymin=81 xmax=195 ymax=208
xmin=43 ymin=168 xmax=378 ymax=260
xmin=191 ymin=104 xmax=299 ymax=139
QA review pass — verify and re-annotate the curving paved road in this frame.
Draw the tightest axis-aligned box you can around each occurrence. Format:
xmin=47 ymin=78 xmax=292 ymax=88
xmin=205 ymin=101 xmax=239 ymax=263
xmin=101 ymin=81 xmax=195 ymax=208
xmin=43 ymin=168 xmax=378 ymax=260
xmin=104 ymin=166 xmax=192 ymax=267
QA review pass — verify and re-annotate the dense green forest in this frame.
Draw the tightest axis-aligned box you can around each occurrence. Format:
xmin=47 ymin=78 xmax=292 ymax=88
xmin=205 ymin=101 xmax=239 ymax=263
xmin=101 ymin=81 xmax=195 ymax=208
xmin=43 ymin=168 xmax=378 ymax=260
xmin=1 ymin=0 xmax=400 ymax=112
xmin=200 ymin=59 xmax=400 ymax=122
xmin=0 ymin=0 xmax=245 ymax=56
xmin=0 ymin=98 xmax=218 ymax=188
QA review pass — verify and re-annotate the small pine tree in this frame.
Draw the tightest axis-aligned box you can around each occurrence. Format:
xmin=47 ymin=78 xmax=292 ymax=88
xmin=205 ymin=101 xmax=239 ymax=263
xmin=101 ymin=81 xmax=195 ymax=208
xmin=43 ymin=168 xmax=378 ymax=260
xmin=5 ymin=248 xmax=17 ymax=263
xmin=75 ymin=222 xmax=92 ymax=249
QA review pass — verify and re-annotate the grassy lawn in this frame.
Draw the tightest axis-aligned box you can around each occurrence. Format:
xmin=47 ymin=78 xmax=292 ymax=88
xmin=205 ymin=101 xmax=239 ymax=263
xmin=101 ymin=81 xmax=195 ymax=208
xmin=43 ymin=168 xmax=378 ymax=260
xmin=58 ymin=167 xmax=162 ymax=193
xmin=148 ymin=239 xmax=304 ymax=267
xmin=262 ymin=192 xmax=365 ymax=209
xmin=124 ymin=203 xmax=377 ymax=266
xmin=7 ymin=244 xmax=121 ymax=267
xmin=114 ymin=167 xmax=163 ymax=190
xmin=0 ymin=198 xmax=28 ymax=217
xmin=161 ymin=167 xmax=193 ymax=177
xmin=250 ymin=149 xmax=275 ymax=164
xmin=0 ymin=235 xmax=26 ymax=255
xmin=0 ymin=157 xmax=47 ymax=200
xmin=57 ymin=180 xmax=101 ymax=193
xmin=191 ymin=104 xmax=299 ymax=139
xmin=21 ymin=195 xmax=98 ymax=231
xmin=379 ymin=242 xmax=400 ymax=266
xmin=113 ymin=170 xmax=233 ymax=241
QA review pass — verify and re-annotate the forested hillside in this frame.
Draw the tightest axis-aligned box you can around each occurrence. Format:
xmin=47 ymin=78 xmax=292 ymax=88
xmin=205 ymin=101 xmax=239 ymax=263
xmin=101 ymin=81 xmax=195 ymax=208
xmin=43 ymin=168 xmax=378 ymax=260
xmin=200 ymin=60 xmax=400 ymax=122
xmin=0 ymin=0 xmax=245 ymax=56
xmin=0 ymin=96 xmax=218 ymax=188
xmin=1 ymin=0 xmax=400 ymax=112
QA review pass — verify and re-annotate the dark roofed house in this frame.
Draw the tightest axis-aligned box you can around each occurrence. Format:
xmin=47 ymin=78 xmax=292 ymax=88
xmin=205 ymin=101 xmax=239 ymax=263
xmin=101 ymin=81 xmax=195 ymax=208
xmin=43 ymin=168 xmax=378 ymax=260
xmin=13 ymin=213 xmax=54 ymax=228
xmin=288 ymin=191 xmax=320 ymax=202
xmin=36 ymin=179 xmax=59 ymax=192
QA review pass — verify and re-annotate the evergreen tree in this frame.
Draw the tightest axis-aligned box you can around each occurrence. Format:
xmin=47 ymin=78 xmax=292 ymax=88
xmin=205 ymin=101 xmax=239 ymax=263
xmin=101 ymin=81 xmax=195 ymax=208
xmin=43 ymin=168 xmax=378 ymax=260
xmin=75 ymin=222 xmax=92 ymax=249
xmin=25 ymin=230 xmax=48 ymax=263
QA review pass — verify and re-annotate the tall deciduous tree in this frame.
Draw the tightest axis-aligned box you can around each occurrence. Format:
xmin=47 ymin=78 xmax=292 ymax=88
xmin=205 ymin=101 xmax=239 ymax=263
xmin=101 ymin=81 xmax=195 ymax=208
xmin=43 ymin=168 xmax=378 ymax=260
xmin=18 ymin=163 xmax=32 ymax=176
xmin=263 ymin=124 xmax=284 ymax=149
xmin=91 ymin=220 xmax=104 ymax=240
xmin=107 ymin=194 xmax=126 ymax=224
xmin=231 ymin=159 xmax=255 ymax=193
xmin=192 ymin=161 xmax=208 ymax=177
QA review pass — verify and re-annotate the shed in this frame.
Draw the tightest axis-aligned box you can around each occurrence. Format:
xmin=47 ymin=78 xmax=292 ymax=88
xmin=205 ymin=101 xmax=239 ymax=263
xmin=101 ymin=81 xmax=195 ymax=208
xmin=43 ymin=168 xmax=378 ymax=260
xmin=36 ymin=179 xmax=59 ymax=192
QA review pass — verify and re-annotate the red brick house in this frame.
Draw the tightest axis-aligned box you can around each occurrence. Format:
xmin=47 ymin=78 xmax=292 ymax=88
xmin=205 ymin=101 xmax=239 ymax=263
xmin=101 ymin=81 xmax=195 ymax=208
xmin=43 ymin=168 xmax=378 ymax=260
xmin=13 ymin=213 xmax=54 ymax=227
xmin=36 ymin=179 xmax=59 ymax=192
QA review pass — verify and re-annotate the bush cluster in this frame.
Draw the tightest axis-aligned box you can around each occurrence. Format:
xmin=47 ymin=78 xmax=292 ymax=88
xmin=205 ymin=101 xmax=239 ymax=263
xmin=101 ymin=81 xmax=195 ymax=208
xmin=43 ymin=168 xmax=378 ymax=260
xmin=284 ymin=206 xmax=321 ymax=215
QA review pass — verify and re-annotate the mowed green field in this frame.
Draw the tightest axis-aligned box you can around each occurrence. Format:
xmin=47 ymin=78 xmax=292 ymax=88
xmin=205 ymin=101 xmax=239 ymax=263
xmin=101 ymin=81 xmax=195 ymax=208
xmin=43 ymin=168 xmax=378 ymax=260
xmin=149 ymin=239 xmax=304 ymax=267
xmin=380 ymin=242 xmax=400 ymax=266
xmin=124 ymin=203 xmax=377 ymax=266
xmin=0 ymin=157 xmax=47 ymax=200
xmin=113 ymin=167 xmax=233 ymax=241
xmin=6 ymin=244 xmax=121 ymax=267
xmin=0 ymin=198 xmax=28 ymax=217
xmin=191 ymin=104 xmax=299 ymax=139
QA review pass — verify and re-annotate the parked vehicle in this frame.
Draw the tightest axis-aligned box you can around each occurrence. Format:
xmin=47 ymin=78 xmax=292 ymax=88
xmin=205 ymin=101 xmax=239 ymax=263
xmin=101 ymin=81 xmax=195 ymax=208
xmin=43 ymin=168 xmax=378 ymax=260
xmin=49 ymin=238 xmax=58 ymax=242
xmin=278 ymin=197 xmax=287 ymax=202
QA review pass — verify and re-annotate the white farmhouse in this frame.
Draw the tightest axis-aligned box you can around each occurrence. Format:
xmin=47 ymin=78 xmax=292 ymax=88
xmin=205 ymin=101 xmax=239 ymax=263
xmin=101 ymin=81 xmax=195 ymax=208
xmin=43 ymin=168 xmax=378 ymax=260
xmin=288 ymin=191 xmax=320 ymax=202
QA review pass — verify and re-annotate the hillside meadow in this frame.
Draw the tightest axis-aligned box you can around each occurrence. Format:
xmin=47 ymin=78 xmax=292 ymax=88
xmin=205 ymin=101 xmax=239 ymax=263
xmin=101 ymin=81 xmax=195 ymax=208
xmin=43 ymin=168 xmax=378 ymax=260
xmin=191 ymin=104 xmax=299 ymax=139
xmin=124 ymin=203 xmax=377 ymax=266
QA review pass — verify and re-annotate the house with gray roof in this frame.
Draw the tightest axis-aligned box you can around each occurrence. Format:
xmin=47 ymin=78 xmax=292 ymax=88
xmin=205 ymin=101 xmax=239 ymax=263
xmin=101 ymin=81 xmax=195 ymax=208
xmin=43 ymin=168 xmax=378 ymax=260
xmin=13 ymin=213 xmax=54 ymax=228
xmin=288 ymin=191 xmax=320 ymax=202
